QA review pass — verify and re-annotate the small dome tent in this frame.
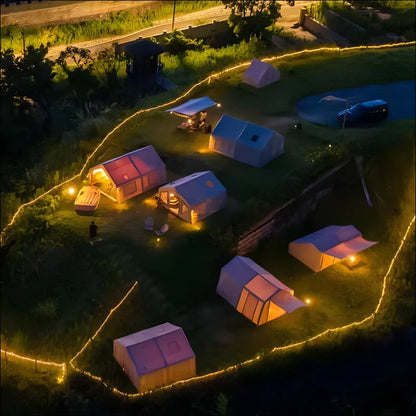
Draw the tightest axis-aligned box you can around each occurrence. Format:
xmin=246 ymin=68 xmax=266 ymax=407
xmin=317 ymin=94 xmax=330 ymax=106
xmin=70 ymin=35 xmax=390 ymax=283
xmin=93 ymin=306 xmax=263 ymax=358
xmin=289 ymin=225 xmax=378 ymax=272
xmin=157 ymin=171 xmax=226 ymax=223
xmin=209 ymin=114 xmax=284 ymax=167
xmin=242 ymin=58 xmax=280 ymax=88
xmin=216 ymin=256 xmax=306 ymax=326
xmin=113 ymin=323 xmax=196 ymax=393
xmin=88 ymin=145 xmax=166 ymax=203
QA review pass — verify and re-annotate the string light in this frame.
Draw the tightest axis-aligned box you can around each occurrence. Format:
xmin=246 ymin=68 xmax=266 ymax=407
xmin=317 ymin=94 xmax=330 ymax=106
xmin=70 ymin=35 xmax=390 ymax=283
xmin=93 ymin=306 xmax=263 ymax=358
xmin=1 ymin=41 xmax=414 ymax=242
xmin=0 ymin=41 xmax=414 ymax=397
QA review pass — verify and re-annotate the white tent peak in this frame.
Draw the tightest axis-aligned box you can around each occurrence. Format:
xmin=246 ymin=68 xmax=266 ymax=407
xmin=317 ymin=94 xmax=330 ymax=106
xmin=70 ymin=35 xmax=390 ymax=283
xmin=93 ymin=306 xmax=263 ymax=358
xmin=242 ymin=58 xmax=280 ymax=88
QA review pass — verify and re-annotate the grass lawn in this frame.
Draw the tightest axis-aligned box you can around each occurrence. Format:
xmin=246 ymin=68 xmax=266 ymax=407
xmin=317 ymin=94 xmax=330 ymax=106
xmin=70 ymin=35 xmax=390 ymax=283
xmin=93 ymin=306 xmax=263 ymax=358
xmin=1 ymin=46 xmax=414 ymax=395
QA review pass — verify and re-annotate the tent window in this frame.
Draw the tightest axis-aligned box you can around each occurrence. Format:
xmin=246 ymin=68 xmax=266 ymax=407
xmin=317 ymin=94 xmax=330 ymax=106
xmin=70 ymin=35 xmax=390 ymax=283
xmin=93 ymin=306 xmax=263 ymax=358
xmin=206 ymin=180 xmax=214 ymax=188
xmin=160 ymin=192 xmax=167 ymax=204
xmin=123 ymin=181 xmax=137 ymax=196
xmin=250 ymin=134 xmax=259 ymax=142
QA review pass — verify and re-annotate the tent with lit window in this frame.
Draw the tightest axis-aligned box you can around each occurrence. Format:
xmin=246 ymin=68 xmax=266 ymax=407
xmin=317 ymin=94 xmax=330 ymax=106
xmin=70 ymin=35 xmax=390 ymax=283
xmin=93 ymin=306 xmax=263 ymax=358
xmin=242 ymin=58 xmax=280 ymax=88
xmin=289 ymin=225 xmax=378 ymax=272
xmin=209 ymin=115 xmax=284 ymax=167
xmin=216 ymin=256 xmax=306 ymax=326
xmin=88 ymin=145 xmax=166 ymax=203
xmin=157 ymin=171 xmax=226 ymax=223
xmin=113 ymin=323 xmax=196 ymax=393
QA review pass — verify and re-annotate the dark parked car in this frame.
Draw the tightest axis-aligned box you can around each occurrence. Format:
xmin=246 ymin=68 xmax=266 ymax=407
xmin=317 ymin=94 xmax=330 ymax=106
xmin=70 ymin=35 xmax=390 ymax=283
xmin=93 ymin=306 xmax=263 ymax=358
xmin=337 ymin=99 xmax=388 ymax=127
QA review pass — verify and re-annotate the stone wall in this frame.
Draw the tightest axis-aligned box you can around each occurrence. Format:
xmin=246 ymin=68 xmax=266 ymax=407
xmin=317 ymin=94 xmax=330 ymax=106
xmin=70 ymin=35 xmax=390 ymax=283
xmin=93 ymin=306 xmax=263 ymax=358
xmin=237 ymin=159 xmax=353 ymax=255
xmin=302 ymin=15 xmax=349 ymax=47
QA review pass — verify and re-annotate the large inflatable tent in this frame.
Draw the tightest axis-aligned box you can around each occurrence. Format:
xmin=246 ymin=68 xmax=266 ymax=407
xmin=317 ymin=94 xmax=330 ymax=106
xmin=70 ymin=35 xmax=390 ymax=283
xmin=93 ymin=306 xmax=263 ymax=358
xmin=88 ymin=145 xmax=166 ymax=203
xmin=289 ymin=225 xmax=378 ymax=272
xmin=242 ymin=58 xmax=280 ymax=88
xmin=216 ymin=256 xmax=305 ymax=326
xmin=209 ymin=115 xmax=284 ymax=167
xmin=157 ymin=171 xmax=226 ymax=223
xmin=113 ymin=323 xmax=196 ymax=393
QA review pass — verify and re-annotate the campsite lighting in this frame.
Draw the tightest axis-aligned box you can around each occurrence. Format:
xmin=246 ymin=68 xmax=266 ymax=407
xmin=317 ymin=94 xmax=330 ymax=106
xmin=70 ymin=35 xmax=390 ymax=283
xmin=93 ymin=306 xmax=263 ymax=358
xmin=348 ymin=255 xmax=359 ymax=266
xmin=216 ymin=103 xmax=221 ymax=107
xmin=2 ymin=216 xmax=414 ymax=397
xmin=2 ymin=42 xmax=414 ymax=242
xmin=1 ymin=42 xmax=415 ymax=391
xmin=157 ymin=238 xmax=160 ymax=242
xmin=306 ymin=299 xmax=311 ymax=304
xmin=328 ymin=144 xmax=332 ymax=148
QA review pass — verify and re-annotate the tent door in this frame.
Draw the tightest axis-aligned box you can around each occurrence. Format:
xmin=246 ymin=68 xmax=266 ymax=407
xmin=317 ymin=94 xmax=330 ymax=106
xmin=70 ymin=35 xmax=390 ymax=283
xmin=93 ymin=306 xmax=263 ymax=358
xmin=267 ymin=301 xmax=286 ymax=322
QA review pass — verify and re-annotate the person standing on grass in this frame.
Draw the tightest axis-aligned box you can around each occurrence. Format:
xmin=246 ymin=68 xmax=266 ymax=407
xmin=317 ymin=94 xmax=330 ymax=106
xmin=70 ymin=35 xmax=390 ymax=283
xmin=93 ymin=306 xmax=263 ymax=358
xmin=89 ymin=221 xmax=98 ymax=240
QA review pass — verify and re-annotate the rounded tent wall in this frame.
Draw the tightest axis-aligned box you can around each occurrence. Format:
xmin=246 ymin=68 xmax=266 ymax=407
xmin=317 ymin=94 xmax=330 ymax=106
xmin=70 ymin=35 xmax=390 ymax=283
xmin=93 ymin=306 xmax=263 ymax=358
xmin=158 ymin=189 xmax=193 ymax=223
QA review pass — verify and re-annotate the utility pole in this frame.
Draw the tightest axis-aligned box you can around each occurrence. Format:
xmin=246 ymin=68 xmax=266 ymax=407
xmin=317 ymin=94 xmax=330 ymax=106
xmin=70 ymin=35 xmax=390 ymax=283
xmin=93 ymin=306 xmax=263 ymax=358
xmin=172 ymin=0 xmax=176 ymax=32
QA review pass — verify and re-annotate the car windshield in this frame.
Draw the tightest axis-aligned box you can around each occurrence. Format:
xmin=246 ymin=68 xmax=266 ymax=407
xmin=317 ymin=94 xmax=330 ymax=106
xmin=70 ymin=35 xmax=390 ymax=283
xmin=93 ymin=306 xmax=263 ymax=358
xmin=348 ymin=104 xmax=366 ymax=116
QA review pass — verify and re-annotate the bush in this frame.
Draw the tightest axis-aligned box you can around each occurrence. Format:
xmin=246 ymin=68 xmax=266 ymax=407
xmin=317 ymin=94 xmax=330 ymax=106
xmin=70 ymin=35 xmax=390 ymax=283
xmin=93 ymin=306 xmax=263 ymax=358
xmin=162 ymin=30 xmax=204 ymax=55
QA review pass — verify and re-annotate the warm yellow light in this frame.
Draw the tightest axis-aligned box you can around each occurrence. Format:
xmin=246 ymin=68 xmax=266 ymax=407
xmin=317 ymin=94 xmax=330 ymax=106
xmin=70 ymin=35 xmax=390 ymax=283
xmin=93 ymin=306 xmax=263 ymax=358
xmin=349 ymin=256 xmax=356 ymax=263
xmin=68 ymin=187 xmax=75 ymax=195
xmin=188 ymin=119 xmax=192 ymax=123
xmin=92 ymin=168 xmax=107 ymax=178
xmin=328 ymin=144 xmax=332 ymax=148
xmin=217 ymin=103 xmax=221 ymax=107
xmin=157 ymin=238 xmax=160 ymax=242
xmin=306 ymin=299 xmax=311 ymax=304
xmin=170 ymin=193 xmax=174 ymax=197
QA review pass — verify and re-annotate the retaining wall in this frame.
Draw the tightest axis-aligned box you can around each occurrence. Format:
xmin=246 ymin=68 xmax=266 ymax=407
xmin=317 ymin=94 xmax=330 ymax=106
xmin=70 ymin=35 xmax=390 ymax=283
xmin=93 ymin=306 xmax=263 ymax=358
xmin=237 ymin=159 xmax=354 ymax=255
xmin=302 ymin=15 xmax=349 ymax=47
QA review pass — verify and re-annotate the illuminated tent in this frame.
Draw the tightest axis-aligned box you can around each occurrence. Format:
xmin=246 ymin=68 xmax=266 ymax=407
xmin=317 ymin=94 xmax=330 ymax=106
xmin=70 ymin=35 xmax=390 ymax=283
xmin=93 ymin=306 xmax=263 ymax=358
xmin=242 ymin=58 xmax=280 ymax=88
xmin=166 ymin=97 xmax=218 ymax=117
xmin=289 ymin=225 xmax=378 ymax=272
xmin=88 ymin=145 xmax=166 ymax=203
xmin=216 ymin=256 xmax=306 ymax=326
xmin=113 ymin=323 xmax=196 ymax=393
xmin=209 ymin=114 xmax=284 ymax=167
xmin=157 ymin=171 xmax=226 ymax=223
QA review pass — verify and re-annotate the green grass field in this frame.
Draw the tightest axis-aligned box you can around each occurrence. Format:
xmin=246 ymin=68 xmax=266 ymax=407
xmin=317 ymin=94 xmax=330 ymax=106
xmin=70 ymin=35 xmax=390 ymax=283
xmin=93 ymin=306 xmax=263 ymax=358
xmin=1 ymin=46 xmax=414 ymax=396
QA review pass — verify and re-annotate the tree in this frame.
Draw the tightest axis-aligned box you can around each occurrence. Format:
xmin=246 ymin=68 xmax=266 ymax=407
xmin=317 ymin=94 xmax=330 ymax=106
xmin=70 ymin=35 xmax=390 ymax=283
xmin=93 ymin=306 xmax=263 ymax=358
xmin=95 ymin=47 xmax=124 ymax=88
xmin=56 ymin=46 xmax=98 ymax=107
xmin=222 ymin=0 xmax=282 ymax=39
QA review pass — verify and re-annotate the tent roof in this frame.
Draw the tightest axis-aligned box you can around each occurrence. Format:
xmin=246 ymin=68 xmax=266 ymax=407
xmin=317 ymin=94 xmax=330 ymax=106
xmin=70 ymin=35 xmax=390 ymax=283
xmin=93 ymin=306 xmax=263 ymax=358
xmin=243 ymin=58 xmax=280 ymax=86
xmin=222 ymin=256 xmax=293 ymax=297
xmin=291 ymin=225 xmax=377 ymax=258
xmin=115 ymin=39 xmax=165 ymax=56
xmin=244 ymin=58 xmax=273 ymax=79
xmin=98 ymin=145 xmax=165 ymax=187
xmin=167 ymin=97 xmax=218 ymax=116
xmin=270 ymin=290 xmax=306 ymax=313
xmin=114 ymin=323 xmax=195 ymax=376
xmin=159 ymin=171 xmax=226 ymax=206
xmin=212 ymin=115 xmax=277 ymax=150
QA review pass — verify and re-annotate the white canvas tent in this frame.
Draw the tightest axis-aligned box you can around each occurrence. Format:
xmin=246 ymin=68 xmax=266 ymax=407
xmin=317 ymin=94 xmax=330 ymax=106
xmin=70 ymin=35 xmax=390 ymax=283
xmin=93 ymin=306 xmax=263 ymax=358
xmin=216 ymin=256 xmax=305 ymax=326
xmin=113 ymin=323 xmax=196 ymax=393
xmin=88 ymin=145 xmax=166 ymax=203
xmin=209 ymin=114 xmax=284 ymax=167
xmin=242 ymin=58 xmax=280 ymax=88
xmin=289 ymin=225 xmax=378 ymax=272
xmin=157 ymin=171 xmax=226 ymax=223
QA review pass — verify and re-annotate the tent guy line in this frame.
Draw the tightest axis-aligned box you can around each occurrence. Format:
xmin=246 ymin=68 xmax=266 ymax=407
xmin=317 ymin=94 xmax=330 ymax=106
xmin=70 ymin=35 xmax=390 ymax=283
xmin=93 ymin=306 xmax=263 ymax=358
xmin=1 ymin=41 xmax=414 ymax=241
xmin=2 ymin=216 xmax=414 ymax=398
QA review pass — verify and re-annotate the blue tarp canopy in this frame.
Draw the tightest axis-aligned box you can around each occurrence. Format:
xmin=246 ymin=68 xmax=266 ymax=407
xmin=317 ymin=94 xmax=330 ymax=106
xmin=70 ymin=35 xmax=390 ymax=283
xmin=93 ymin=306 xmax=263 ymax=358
xmin=167 ymin=97 xmax=217 ymax=116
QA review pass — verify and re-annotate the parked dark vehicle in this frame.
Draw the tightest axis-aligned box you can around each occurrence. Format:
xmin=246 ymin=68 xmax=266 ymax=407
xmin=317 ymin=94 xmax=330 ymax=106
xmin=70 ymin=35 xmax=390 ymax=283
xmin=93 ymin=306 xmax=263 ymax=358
xmin=337 ymin=99 xmax=388 ymax=126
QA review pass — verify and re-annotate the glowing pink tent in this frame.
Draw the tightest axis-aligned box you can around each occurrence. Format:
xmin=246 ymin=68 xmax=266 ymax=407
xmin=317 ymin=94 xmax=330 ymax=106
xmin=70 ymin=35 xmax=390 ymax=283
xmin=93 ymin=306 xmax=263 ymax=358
xmin=216 ymin=256 xmax=305 ymax=326
xmin=289 ymin=225 xmax=377 ymax=272
xmin=113 ymin=323 xmax=196 ymax=393
xmin=242 ymin=58 xmax=280 ymax=88
xmin=88 ymin=145 xmax=166 ymax=203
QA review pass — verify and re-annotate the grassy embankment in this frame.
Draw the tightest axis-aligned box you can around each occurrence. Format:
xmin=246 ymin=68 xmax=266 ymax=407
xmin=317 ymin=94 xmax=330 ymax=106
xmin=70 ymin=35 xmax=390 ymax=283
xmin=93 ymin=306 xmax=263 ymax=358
xmin=1 ymin=45 xmax=414 ymax=397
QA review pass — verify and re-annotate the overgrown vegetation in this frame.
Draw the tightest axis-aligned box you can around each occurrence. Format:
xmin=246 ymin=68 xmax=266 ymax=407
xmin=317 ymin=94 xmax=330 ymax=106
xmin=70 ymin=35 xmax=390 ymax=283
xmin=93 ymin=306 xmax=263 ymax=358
xmin=307 ymin=0 xmax=415 ymax=43
xmin=1 ymin=1 xmax=221 ymax=52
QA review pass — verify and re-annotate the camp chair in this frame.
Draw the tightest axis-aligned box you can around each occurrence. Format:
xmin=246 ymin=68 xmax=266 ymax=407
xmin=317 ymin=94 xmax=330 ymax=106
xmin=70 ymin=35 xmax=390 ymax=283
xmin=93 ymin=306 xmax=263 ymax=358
xmin=144 ymin=217 xmax=154 ymax=231
xmin=154 ymin=224 xmax=169 ymax=236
